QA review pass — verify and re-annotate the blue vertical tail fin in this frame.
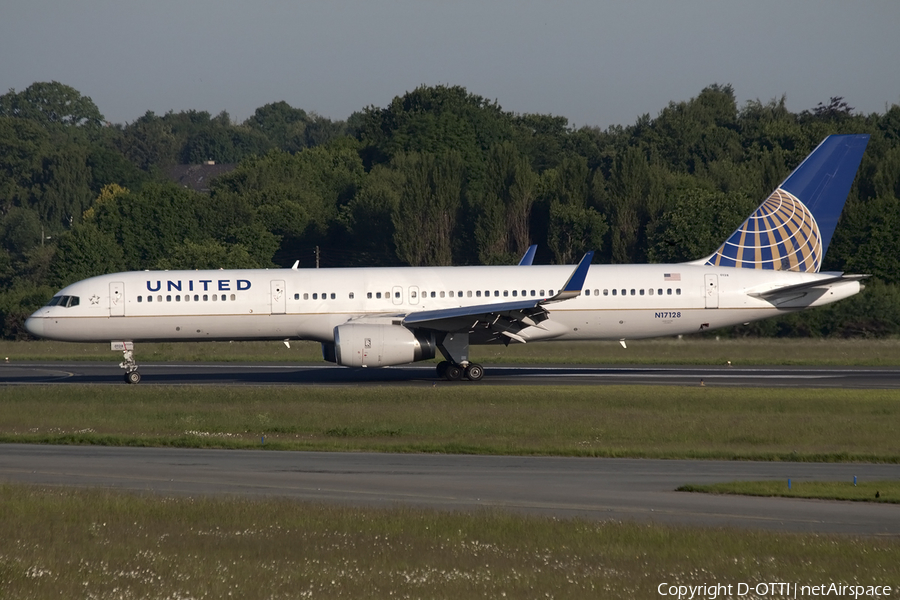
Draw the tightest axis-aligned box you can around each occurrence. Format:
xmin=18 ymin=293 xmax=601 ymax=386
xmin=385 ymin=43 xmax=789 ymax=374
xmin=704 ymin=134 xmax=870 ymax=272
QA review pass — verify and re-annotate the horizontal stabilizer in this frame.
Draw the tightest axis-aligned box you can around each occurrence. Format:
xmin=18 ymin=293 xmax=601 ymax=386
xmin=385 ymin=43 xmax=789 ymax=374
xmin=748 ymin=273 xmax=869 ymax=300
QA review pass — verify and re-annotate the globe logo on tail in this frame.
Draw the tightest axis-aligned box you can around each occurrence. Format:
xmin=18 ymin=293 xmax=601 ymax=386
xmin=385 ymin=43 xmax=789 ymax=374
xmin=706 ymin=188 xmax=823 ymax=272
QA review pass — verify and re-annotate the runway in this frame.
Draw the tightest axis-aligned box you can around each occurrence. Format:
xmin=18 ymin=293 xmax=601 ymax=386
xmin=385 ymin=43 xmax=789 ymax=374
xmin=3 ymin=362 xmax=898 ymax=535
xmin=3 ymin=361 xmax=900 ymax=388
xmin=1 ymin=444 xmax=898 ymax=535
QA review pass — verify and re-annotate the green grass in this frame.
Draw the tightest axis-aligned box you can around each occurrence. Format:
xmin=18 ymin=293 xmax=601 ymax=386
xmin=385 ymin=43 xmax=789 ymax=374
xmin=4 ymin=337 xmax=900 ymax=365
xmin=1 ymin=483 xmax=897 ymax=600
xmin=2 ymin=385 xmax=899 ymax=461
xmin=679 ymin=480 xmax=900 ymax=503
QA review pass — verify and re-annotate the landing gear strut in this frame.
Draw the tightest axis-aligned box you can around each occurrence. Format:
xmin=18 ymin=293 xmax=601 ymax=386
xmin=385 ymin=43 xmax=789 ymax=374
xmin=119 ymin=343 xmax=141 ymax=384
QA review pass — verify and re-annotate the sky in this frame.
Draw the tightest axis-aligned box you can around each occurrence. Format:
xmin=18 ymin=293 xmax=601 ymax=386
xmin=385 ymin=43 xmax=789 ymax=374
xmin=2 ymin=1 xmax=898 ymax=129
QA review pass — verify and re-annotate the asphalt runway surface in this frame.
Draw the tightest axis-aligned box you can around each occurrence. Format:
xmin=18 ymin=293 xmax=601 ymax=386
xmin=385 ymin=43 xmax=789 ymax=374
xmin=2 ymin=361 xmax=899 ymax=535
xmin=2 ymin=444 xmax=898 ymax=535
xmin=3 ymin=361 xmax=900 ymax=388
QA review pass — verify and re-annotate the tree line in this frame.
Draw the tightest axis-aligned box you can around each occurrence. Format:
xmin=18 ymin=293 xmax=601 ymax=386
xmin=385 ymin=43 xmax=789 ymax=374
xmin=1 ymin=81 xmax=899 ymax=339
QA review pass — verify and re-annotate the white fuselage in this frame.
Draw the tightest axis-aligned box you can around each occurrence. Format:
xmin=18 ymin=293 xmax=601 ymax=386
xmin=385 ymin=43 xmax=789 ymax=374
xmin=26 ymin=263 xmax=860 ymax=345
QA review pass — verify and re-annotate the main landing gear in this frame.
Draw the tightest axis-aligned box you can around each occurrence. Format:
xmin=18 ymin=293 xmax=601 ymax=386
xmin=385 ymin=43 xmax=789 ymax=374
xmin=436 ymin=360 xmax=484 ymax=382
xmin=119 ymin=344 xmax=141 ymax=384
xmin=435 ymin=332 xmax=483 ymax=381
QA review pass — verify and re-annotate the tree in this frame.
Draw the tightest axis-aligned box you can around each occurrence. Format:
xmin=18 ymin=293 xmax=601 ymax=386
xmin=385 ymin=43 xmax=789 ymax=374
xmin=646 ymin=185 xmax=756 ymax=263
xmin=49 ymin=222 xmax=125 ymax=286
xmin=474 ymin=142 xmax=538 ymax=264
xmin=0 ymin=81 xmax=104 ymax=130
xmin=391 ymin=151 xmax=465 ymax=266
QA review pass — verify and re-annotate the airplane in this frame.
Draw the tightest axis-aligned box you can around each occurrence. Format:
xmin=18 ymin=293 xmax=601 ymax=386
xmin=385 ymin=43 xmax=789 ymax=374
xmin=25 ymin=134 xmax=870 ymax=384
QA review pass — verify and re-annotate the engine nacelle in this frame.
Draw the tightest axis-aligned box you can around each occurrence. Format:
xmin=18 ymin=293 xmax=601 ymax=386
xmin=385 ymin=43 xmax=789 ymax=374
xmin=333 ymin=323 xmax=436 ymax=367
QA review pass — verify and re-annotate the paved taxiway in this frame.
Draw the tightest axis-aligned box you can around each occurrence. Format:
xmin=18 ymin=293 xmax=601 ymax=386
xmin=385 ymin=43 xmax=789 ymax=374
xmin=3 ymin=361 xmax=900 ymax=388
xmin=2 ymin=444 xmax=898 ymax=534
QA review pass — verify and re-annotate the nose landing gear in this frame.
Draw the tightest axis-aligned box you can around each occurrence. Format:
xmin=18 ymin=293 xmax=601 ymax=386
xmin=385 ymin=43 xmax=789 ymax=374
xmin=118 ymin=343 xmax=141 ymax=384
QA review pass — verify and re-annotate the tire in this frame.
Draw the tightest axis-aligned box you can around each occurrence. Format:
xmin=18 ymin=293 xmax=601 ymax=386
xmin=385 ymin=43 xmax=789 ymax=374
xmin=436 ymin=361 xmax=450 ymax=378
xmin=464 ymin=363 xmax=484 ymax=381
xmin=125 ymin=370 xmax=141 ymax=384
xmin=444 ymin=364 xmax=463 ymax=381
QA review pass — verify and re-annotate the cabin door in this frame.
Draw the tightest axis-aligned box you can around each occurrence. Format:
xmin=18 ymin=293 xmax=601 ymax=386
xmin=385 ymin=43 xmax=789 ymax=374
xmin=271 ymin=280 xmax=286 ymax=314
xmin=109 ymin=282 xmax=125 ymax=317
xmin=704 ymin=274 xmax=719 ymax=309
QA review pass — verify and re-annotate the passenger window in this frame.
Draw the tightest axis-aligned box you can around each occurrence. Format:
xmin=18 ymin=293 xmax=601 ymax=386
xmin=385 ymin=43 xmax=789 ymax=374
xmin=667 ymin=289 xmax=672 ymax=295
xmin=157 ymin=295 xmax=163 ymax=302
xmin=138 ymin=296 xmax=143 ymax=302
xmin=440 ymin=291 xmax=445 ymax=298
xmin=194 ymin=295 xmax=199 ymax=301
xmin=603 ymin=289 xmax=609 ymax=296
xmin=431 ymin=291 xmax=436 ymax=298
xmin=503 ymin=291 xmax=508 ymax=297
xmin=411 ymin=291 xmax=417 ymax=298
xmin=376 ymin=292 xmax=382 ymax=299
xmin=658 ymin=289 xmax=663 ymax=295
xmin=367 ymin=292 xmax=372 ymax=299
xmin=349 ymin=292 xmax=354 ymax=299
xmin=549 ymin=290 xmax=554 ymax=296
xmin=176 ymin=295 xmax=181 ymax=301
xmin=540 ymin=290 xmax=545 ymax=296
xmin=612 ymin=289 xmax=617 ymax=296
xmin=458 ymin=291 xmax=464 ymax=297
xmin=676 ymin=288 xmax=681 ymax=295
xmin=531 ymin=290 xmax=536 ymax=296
xmin=476 ymin=291 xmax=481 ymax=297
xmin=621 ymin=289 xmax=626 ymax=296
xmin=331 ymin=293 xmax=336 ymax=300
xmin=639 ymin=289 xmax=644 ymax=296
xmin=494 ymin=291 xmax=499 ymax=297
xmin=303 ymin=293 xmax=309 ymax=300
xmin=212 ymin=295 xmax=217 ymax=301
xmin=166 ymin=295 xmax=172 ymax=302
xmin=513 ymin=290 xmax=518 ymax=297
xmin=629 ymin=289 xmax=635 ymax=296
xmin=649 ymin=289 xmax=654 ymax=296
xmin=147 ymin=296 xmax=153 ymax=303
xmin=230 ymin=294 xmax=236 ymax=301
xmin=313 ymin=293 xmax=318 ymax=300
xmin=185 ymin=295 xmax=190 ymax=302
xmin=585 ymin=290 xmax=590 ymax=296
xmin=395 ymin=292 xmax=400 ymax=299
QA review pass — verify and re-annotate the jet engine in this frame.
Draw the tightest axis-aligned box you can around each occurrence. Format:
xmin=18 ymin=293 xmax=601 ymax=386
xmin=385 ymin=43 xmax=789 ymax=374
xmin=331 ymin=323 xmax=436 ymax=367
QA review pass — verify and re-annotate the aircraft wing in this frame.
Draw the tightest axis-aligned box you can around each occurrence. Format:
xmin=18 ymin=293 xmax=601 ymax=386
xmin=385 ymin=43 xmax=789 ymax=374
xmin=748 ymin=273 xmax=869 ymax=301
xmin=402 ymin=252 xmax=593 ymax=340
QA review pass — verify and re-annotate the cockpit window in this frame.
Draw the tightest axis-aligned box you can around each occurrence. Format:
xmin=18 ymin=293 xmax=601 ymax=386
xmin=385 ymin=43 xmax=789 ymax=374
xmin=45 ymin=295 xmax=79 ymax=308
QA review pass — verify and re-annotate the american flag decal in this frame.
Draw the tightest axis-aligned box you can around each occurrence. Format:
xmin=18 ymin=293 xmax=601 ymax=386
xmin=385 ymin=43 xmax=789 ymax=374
xmin=664 ymin=273 xmax=681 ymax=281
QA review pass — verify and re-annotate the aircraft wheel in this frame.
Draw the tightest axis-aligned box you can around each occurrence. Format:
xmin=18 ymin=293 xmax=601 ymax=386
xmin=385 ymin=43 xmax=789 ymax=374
xmin=444 ymin=364 xmax=463 ymax=381
xmin=464 ymin=363 xmax=484 ymax=381
xmin=125 ymin=370 xmax=141 ymax=385
xmin=436 ymin=361 xmax=450 ymax=379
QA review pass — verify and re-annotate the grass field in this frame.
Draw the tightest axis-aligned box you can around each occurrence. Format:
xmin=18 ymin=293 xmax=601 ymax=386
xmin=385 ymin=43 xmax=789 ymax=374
xmin=4 ymin=337 xmax=900 ymax=365
xmin=2 ymin=483 xmax=897 ymax=600
xmin=2 ymin=385 xmax=898 ymax=462
xmin=679 ymin=480 xmax=900 ymax=503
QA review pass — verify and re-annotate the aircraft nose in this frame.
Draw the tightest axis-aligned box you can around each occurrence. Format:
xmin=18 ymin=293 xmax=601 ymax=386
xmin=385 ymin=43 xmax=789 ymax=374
xmin=24 ymin=315 xmax=44 ymax=338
